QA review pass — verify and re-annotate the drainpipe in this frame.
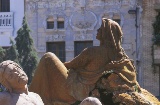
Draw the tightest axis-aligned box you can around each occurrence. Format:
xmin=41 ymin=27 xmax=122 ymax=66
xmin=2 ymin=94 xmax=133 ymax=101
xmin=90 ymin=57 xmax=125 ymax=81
xmin=135 ymin=7 xmax=140 ymax=66
xmin=128 ymin=6 xmax=141 ymax=82
xmin=128 ymin=7 xmax=139 ymax=64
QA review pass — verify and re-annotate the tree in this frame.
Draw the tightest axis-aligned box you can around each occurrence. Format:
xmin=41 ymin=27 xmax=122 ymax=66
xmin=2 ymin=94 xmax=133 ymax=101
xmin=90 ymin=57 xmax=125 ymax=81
xmin=0 ymin=46 xmax=6 ymax=63
xmin=15 ymin=16 xmax=39 ymax=84
xmin=5 ymin=38 xmax=19 ymax=64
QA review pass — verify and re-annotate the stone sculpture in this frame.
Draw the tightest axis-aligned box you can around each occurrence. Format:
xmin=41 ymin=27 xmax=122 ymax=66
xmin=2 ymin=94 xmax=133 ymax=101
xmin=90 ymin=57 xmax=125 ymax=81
xmin=79 ymin=97 xmax=102 ymax=105
xmin=0 ymin=60 xmax=44 ymax=105
xmin=29 ymin=19 xmax=160 ymax=105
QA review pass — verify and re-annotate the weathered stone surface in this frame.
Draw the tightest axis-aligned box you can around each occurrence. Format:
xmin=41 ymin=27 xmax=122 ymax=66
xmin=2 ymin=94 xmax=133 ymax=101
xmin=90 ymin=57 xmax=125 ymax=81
xmin=29 ymin=19 xmax=160 ymax=105
xmin=0 ymin=60 xmax=44 ymax=105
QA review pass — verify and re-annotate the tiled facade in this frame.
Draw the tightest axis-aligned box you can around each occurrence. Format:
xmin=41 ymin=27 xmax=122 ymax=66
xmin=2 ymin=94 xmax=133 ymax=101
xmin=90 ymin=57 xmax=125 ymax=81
xmin=25 ymin=0 xmax=159 ymax=97
xmin=25 ymin=0 xmax=138 ymax=60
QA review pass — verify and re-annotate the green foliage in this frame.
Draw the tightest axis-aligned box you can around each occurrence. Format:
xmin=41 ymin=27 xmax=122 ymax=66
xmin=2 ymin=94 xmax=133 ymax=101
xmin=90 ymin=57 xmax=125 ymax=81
xmin=15 ymin=16 xmax=39 ymax=84
xmin=152 ymin=12 xmax=160 ymax=46
xmin=5 ymin=38 xmax=19 ymax=64
xmin=0 ymin=46 xmax=6 ymax=63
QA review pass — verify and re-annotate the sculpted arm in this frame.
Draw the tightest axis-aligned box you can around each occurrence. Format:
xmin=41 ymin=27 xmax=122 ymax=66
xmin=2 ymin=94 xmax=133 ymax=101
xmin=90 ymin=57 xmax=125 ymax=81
xmin=64 ymin=48 xmax=90 ymax=70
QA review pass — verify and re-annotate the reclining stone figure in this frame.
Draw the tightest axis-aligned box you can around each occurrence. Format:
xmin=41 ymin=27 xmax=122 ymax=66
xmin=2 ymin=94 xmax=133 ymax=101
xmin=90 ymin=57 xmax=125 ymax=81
xmin=29 ymin=19 xmax=160 ymax=105
xmin=0 ymin=60 xmax=44 ymax=105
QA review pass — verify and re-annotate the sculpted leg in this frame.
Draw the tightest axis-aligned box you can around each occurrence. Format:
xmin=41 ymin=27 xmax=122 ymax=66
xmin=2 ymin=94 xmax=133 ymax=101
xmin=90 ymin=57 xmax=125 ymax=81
xmin=29 ymin=52 xmax=76 ymax=104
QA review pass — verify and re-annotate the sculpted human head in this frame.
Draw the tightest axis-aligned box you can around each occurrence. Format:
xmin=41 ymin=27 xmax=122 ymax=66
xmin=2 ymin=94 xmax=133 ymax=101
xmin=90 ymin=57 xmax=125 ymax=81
xmin=80 ymin=97 xmax=102 ymax=105
xmin=96 ymin=18 xmax=123 ymax=45
xmin=96 ymin=18 xmax=125 ymax=61
xmin=0 ymin=60 xmax=28 ymax=92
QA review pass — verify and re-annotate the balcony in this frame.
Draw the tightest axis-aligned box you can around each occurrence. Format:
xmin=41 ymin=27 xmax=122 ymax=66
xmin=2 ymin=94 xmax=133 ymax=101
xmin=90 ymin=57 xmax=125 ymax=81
xmin=0 ymin=12 xmax=13 ymax=29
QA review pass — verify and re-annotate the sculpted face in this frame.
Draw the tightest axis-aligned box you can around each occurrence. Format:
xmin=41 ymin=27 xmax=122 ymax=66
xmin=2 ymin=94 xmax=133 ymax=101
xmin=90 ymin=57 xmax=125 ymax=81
xmin=3 ymin=64 xmax=28 ymax=88
xmin=96 ymin=27 xmax=102 ymax=40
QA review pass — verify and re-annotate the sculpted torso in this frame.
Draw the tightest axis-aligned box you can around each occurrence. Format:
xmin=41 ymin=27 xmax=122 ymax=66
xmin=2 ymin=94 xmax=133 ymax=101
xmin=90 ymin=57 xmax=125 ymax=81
xmin=64 ymin=46 xmax=111 ymax=85
xmin=29 ymin=19 xmax=160 ymax=105
xmin=65 ymin=46 xmax=110 ymax=71
xmin=29 ymin=19 xmax=130 ymax=104
xmin=0 ymin=92 xmax=43 ymax=105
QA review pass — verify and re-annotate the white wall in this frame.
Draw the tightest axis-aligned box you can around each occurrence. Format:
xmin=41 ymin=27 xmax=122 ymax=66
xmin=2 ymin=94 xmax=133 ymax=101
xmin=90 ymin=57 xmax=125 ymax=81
xmin=10 ymin=0 xmax=24 ymax=38
xmin=0 ymin=0 xmax=24 ymax=47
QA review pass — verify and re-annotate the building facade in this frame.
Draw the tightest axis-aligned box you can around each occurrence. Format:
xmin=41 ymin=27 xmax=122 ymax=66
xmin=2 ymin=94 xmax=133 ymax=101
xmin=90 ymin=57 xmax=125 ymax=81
xmin=25 ymin=0 xmax=159 ymax=97
xmin=0 ymin=0 xmax=24 ymax=47
xmin=141 ymin=0 xmax=160 ymax=98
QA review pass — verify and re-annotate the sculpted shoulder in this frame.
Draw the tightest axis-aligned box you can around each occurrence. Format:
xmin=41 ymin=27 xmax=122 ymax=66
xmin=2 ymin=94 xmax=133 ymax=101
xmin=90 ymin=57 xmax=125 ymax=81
xmin=83 ymin=46 xmax=107 ymax=54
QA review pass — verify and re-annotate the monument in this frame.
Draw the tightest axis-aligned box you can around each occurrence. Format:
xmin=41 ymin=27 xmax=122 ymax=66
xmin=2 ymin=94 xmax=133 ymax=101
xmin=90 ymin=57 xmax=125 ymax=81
xmin=0 ymin=60 xmax=44 ymax=105
xmin=29 ymin=19 xmax=160 ymax=105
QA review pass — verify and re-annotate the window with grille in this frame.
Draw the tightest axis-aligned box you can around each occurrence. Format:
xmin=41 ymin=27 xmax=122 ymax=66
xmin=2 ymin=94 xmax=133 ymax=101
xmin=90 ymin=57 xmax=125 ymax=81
xmin=57 ymin=21 xmax=64 ymax=29
xmin=74 ymin=41 xmax=93 ymax=57
xmin=47 ymin=21 xmax=54 ymax=29
xmin=57 ymin=17 xmax=64 ymax=29
xmin=0 ymin=0 xmax=10 ymax=12
xmin=47 ymin=42 xmax=65 ymax=62
xmin=47 ymin=17 xmax=54 ymax=29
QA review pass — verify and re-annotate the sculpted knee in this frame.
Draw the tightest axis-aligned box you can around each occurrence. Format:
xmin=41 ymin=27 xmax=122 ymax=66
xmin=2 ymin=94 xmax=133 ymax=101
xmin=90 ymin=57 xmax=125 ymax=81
xmin=44 ymin=52 xmax=56 ymax=58
xmin=41 ymin=52 xmax=57 ymax=61
xmin=40 ymin=52 xmax=61 ymax=65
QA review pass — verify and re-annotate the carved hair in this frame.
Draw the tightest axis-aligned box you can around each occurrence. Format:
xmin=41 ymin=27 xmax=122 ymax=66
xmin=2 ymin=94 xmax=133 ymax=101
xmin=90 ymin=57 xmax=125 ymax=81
xmin=80 ymin=97 xmax=102 ymax=105
xmin=100 ymin=18 xmax=128 ymax=61
xmin=0 ymin=60 xmax=23 ymax=92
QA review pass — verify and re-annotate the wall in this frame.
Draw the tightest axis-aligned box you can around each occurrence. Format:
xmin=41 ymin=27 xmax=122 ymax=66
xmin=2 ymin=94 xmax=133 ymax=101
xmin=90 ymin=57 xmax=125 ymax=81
xmin=141 ymin=0 xmax=159 ymax=96
xmin=10 ymin=0 xmax=24 ymax=38
xmin=25 ymin=0 xmax=138 ymax=60
xmin=0 ymin=0 xmax=24 ymax=47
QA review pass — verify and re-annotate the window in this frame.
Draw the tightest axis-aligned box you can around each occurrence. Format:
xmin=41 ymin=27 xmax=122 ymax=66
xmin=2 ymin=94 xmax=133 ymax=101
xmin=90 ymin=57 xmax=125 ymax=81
xmin=47 ymin=17 xmax=54 ymax=29
xmin=47 ymin=21 xmax=54 ymax=29
xmin=103 ymin=14 xmax=121 ymax=25
xmin=74 ymin=41 xmax=93 ymax=57
xmin=47 ymin=42 xmax=65 ymax=62
xmin=113 ymin=19 xmax=121 ymax=25
xmin=57 ymin=17 xmax=64 ymax=29
xmin=57 ymin=21 xmax=64 ymax=29
xmin=46 ymin=16 xmax=65 ymax=30
xmin=0 ymin=0 xmax=10 ymax=12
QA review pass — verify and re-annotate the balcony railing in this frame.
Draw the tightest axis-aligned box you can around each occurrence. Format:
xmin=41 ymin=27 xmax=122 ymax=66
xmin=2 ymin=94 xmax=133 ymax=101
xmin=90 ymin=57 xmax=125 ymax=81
xmin=0 ymin=12 xmax=13 ymax=29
